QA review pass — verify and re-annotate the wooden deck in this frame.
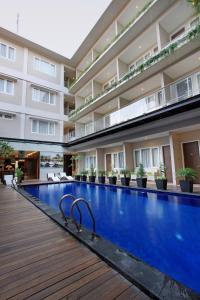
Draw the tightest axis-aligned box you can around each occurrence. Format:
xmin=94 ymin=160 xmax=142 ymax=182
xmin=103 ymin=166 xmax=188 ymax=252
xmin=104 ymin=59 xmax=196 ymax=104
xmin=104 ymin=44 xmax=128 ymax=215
xmin=0 ymin=185 xmax=151 ymax=300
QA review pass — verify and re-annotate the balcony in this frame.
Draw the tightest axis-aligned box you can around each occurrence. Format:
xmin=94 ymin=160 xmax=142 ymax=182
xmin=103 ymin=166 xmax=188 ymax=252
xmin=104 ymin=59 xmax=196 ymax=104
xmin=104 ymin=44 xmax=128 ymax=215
xmin=69 ymin=0 xmax=175 ymax=94
xmin=69 ymin=71 xmax=200 ymax=141
xmin=69 ymin=22 xmax=200 ymax=121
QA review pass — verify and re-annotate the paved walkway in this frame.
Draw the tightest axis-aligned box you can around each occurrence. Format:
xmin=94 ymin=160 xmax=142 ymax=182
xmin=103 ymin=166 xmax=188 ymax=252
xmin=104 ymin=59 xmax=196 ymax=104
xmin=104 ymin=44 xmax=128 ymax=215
xmin=0 ymin=185 xmax=151 ymax=300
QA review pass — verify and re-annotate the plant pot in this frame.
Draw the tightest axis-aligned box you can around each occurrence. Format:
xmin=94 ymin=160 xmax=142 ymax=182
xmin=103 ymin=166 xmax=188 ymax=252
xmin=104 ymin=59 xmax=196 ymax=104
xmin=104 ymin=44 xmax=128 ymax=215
xmin=89 ymin=176 xmax=96 ymax=183
xmin=155 ymin=179 xmax=167 ymax=190
xmin=108 ymin=176 xmax=117 ymax=185
xmin=81 ymin=175 xmax=87 ymax=182
xmin=136 ymin=177 xmax=147 ymax=188
xmin=179 ymin=179 xmax=193 ymax=193
xmin=121 ymin=177 xmax=130 ymax=186
xmin=98 ymin=176 xmax=105 ymax=184
xmin=75 ymin=175 xmax=81 ymax=181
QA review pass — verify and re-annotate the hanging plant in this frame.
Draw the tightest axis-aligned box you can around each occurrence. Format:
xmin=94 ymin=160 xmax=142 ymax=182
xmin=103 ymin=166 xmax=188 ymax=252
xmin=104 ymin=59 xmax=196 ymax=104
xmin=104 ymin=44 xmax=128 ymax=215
xmin=187 ymin=0 xmax=200 ymax=14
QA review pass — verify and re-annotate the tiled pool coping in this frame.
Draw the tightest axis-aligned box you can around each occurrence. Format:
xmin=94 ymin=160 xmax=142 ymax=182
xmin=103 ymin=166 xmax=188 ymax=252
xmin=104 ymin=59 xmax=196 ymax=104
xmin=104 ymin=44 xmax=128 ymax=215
xmin=17 ymin=181 xmax=200 ymax=300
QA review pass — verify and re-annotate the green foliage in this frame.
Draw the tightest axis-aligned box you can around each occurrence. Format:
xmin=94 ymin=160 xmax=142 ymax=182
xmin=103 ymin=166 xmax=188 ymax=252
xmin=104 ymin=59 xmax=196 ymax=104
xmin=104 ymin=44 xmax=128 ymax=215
xmin=68 ymin=22 xmax=200 ymax=120
xmin=136 ymin=164 xmax=146 ymax=178
xmin=89 ymin=165 xmax=96 ymax=176
xmin=98 ymin=170 xmax=105 ymax=176
xmin=156 ymin=164 xmax=167 ymax=179
xmin=0 ymin=141 xmax=14 ymax=158
xmin=177 ymin=168 xmax=197 ymax=180
xmin=187 ymin=0 xmax=200 ymax=14
xmin=69 ymin=0 xmax=154 ymax=89
xmin=80 ymin=169 xmax=88 ymax=176
xmin=120 ymin=169 xmax=131 ymax=178
xmin=15 ymin=167 xmax=24 ymax=179
xmin=108 ymin=170 xmax=117 ymax=177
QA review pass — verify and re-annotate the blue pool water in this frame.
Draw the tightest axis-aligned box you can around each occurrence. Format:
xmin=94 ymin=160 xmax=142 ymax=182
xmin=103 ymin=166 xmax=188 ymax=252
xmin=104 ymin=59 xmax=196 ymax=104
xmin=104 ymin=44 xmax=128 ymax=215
xmin=23 ymin=182 xmax=200 ymax=293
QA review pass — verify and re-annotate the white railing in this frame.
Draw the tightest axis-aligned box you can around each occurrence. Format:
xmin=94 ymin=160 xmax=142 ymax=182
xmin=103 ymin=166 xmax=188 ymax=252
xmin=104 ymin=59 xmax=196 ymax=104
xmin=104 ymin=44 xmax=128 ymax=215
xmin=69 ymin=71 xmax=200 ymax=141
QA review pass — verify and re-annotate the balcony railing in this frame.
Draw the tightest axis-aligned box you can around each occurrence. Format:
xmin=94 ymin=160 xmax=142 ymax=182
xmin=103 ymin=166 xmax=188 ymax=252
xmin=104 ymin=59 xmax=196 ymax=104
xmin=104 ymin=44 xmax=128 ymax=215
xmin=69 ymin=71 xmax=200 ymax=141
xmin=68 ymin=22 xmax=200 ymax=120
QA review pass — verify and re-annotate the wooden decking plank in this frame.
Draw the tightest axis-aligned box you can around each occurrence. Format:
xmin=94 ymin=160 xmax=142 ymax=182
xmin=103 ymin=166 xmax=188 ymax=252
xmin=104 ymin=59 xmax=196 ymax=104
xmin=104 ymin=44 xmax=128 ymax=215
xmin=0 ymin=186 xmax=151 ymax=300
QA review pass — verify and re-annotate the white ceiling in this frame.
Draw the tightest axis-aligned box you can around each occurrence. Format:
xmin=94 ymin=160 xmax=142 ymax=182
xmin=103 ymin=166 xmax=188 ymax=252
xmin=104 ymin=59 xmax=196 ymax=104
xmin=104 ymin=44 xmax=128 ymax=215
xmin=122 ymin=73 xmax=161 ymax=101
xmin=77 ymin=81 xmax=92 ymax=98
xmin=94 ymin=59 xmax=117 ymax=83
xmin=118 ymin=0 xmax=148 ymax=27
xmin=119 ymin=24 xmax=157 ymax=64
xmin=94 ymin=22 xmax=116 ymax=53
xmin=95 ymin=97 xmax=118 ymax=114
xmin=165 ymin=51 xmax=200 ymax=79
xmin=160 ymin=0 xmax=194 ymax=34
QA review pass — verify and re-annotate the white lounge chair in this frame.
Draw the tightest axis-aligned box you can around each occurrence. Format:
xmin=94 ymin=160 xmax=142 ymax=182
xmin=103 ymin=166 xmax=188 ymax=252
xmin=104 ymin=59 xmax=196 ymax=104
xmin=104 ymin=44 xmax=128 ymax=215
xmin=58 ymin=172 xmax=74 ymax=181
xmin=47 ymin=173 xmax=60 ymax=182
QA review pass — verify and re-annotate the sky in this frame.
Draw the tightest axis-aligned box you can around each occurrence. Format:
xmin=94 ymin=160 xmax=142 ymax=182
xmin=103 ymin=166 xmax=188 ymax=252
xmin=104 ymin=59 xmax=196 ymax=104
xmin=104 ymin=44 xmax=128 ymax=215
xmin=0 ymin=0 xmax=112 ymax=58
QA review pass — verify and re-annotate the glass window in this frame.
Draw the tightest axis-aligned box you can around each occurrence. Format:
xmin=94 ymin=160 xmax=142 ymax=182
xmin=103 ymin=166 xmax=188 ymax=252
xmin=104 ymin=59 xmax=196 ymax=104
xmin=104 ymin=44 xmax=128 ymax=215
xmin=50 ymin=93 xmax=55 ymax=104
xmin=32 ymin=120 xmax=38 ymax=133
xmin=152 ymin=148 xmax=159 ymax=167
xmin=113 ymin=153 xmax=118 ymax=169
xmin=171 ymin=27 xmax=185 ymax=41
xmin=141 ymin=149 xmax=150 ymax=167
xmin=34 ymin=57 xmax=56 ymax=76
xmin=118 ymin=152 xmax=124 ymax=169
xmin=48 ymin=122 xmax=55 ymax=135
xmin=8 ymin=47 xmax=15 ymax=60
xmin=176 ymin=78 xmax=192 ymax=100
xmin=0 ymin=43 xmax=6 ymax=57
xmin=135 ymin=150 xmax=140 ymax=167
xmin=197 ymin=74 xmax=200 ymax=91
xmin=39 ymin=121 xmax=48 ymax=135
xmin=146 ymin=94 xmax=156 ymax=109
xmin=0 ymin=79 xmax=4 ymax=92
xmin=6 ymin=80 xmax=13 ymax=94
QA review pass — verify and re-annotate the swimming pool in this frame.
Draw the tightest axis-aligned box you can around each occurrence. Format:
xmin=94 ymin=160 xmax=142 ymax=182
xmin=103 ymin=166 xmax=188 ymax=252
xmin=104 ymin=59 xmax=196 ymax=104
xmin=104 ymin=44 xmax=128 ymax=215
xmin=23 ymin=182 xmax=200 ymax=294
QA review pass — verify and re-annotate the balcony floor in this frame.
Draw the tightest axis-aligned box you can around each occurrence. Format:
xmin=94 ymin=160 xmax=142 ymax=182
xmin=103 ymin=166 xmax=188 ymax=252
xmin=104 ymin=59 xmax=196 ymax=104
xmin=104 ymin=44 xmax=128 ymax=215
xmin=0 ymin=185 xmax=151 ymax=300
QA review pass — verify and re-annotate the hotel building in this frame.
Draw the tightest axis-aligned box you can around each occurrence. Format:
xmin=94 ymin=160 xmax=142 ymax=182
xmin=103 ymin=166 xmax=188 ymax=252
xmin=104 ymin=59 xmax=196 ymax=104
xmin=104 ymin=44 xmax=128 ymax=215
xmin=0 ymin=0 xmax=200 ymax=184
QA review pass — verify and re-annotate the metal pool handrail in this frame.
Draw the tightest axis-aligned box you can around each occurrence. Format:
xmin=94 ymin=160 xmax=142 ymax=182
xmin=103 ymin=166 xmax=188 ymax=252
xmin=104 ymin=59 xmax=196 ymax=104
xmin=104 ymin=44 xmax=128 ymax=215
xmin=59 ymin=194 xmax=82 ymax=226
xmin=70 ymin=197 xmax=96 ymax=238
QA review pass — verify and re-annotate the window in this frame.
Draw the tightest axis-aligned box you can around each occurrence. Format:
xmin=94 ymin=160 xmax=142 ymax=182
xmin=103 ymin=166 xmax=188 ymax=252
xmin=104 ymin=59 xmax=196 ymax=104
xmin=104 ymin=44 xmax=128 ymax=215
xmin=32 ymin=87 xmax=55 ymax=105
xmin=0 ymin=78 xmax=14 ymax=95
xmin=134 ymin=147 xmax=160 ymax=168
xmin=146 ymin=94 xmax=156 ymax=110
xmin=171 ymin=27 xmax=185 ymax=41
xmin=111 ymin=152 xmax=124 ymax=170
xmin=141 ymin=149 xmax=151 ymax=168
xmin=135 ymin=150 xmax=140 ymax=167
xmin=152 ymin=148 xmax=159 ymax=167
xmin=31 ymin=119 xmax=55 ymax=135
xmin=103 ymin=76 xmax=117 ymax=91
xmin=0 ymin=43 xmax=15 ymax=61
xmin=197 ymin=74 xmax=200 ymax=92
xmin=118 ymin=152 xmax=124 ymax=169
xmin=34 ymin=57 xmax=56 ymax=76
xmin=85 ymin=156 xmax=96 ymax=170
xmin=176 ymin=77 xmax=192 ymax=100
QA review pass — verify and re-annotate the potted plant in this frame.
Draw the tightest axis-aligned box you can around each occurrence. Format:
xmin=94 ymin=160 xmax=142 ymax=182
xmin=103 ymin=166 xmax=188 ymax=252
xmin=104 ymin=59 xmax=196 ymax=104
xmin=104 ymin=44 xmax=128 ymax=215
xmin=177 ymin=168 xmax=197 ymax=193
xmin=155 ymin=164 xmax=167 ymax=190
xmin=74 ymin=173 xmax=81 ymax=181
xmin=98 ymin=170 xmax=106 ymax=184
xmin=108 ymin=170 xmax=117 ymax=185
xmin=136 ymin=164 xmax=147 ymax=188
xmin=80 ymin=170 xmax=88 ymax=181
xmin=120 ymin=169 xmax=131 ymax=186
xmin=15 ymin=167 xmax=24 ymax=184
xmin=89 ymin=165 xmax=96 ymax=183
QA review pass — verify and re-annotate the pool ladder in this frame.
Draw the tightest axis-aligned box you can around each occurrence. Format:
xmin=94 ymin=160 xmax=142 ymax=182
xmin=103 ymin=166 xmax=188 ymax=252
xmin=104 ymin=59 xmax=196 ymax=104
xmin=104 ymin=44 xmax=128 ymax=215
xmin=59 ymin=194 xmax=96 ymax=238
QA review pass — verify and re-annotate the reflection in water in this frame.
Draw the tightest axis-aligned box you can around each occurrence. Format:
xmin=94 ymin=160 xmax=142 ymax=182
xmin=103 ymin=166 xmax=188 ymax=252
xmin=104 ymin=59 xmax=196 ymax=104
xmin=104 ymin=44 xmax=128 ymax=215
xmin=23 ymin=182 xmax=200 ymax=293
